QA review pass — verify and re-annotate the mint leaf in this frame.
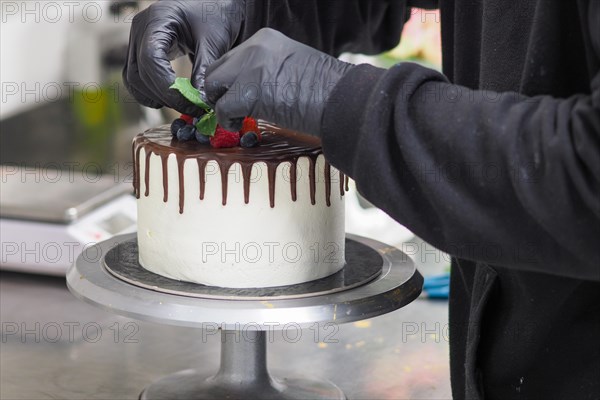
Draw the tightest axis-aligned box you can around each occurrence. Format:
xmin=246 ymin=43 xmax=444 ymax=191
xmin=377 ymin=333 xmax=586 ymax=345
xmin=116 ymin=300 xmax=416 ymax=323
xmin=170 ymin=77 xmax=217 ymax=136
xmin=169 ymin=77 xmax=211 ymax=111
xmin=196 ymin=111 xmax=218 ymax=137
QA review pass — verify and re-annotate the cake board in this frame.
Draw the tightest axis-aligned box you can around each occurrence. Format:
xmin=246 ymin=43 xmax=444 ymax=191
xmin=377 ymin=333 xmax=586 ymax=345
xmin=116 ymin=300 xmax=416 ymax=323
xmin=67 ymin=233 xmax=423 ymax=399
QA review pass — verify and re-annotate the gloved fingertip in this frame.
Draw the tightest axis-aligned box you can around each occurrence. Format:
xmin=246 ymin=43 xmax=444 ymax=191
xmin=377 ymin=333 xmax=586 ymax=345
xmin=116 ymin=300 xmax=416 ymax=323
xmin=221 ymin=117 xmax=243 ymax=132
xmin=204 ymin=79 xmax=225 ymax=107
xmin=138 ymin=96 xmax=163 ymax=110
xmin=126 ymin=84 xmax=163 ymax=109
xmin=230 ymin=117 xmax=244 ymax=131
xmin=199 ymin=90 xmax=213 ymax=109
xmin=165 ymin=92 xmax=204 ymax=117
xmin=182 ymin=106 xmax=206 ymax=117
xmin=191 ymin=72 xmax=205 ymax=93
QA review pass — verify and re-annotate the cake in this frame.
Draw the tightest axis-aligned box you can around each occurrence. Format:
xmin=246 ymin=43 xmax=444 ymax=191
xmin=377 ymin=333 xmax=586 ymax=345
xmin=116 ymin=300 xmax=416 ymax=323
xmin=132 ymin=122 xmax=348 ymax=288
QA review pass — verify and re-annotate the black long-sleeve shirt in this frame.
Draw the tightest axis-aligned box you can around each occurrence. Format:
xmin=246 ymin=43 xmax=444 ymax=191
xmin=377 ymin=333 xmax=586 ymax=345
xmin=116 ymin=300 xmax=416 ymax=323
xmin=242 ymin=1 xmax=600 ymax=399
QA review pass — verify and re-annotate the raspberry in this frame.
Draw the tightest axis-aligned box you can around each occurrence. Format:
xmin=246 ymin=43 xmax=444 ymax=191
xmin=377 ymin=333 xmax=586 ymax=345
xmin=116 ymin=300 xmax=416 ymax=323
xmin=180 ymin=114 xmax=194 ymax=125
xmin=239 ymin=117 xmax=261 ymax=140
xmin=210 ymin=126 xmax=240 ymax=148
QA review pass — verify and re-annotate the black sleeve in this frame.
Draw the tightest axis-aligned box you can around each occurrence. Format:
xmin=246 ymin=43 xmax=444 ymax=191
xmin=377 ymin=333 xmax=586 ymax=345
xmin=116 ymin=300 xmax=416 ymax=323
xmin=320 ymin=11 xmax=600 ymax=281
xmin=240 ymin=0 xmax=419 ymax=56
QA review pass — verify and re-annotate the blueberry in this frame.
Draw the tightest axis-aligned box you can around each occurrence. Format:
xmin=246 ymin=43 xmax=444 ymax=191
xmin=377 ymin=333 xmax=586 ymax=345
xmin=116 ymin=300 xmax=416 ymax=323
xmin=171 ymin=118 xmax=187 ymax=137
xmin=240 ymin=132 xmax=259 ymax=148
xmin=177 ymin=125 xmax=196 ymax=141
xmin=195 ymin=130 xmax=211 ymax=145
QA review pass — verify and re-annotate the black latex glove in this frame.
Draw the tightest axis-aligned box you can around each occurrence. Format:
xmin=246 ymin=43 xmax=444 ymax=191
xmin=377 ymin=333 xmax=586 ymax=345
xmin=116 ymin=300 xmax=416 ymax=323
xmin=205 ymin=28 xmax=354 ymax=135
xmin=123 ymin=0 xmax=244 ymax=116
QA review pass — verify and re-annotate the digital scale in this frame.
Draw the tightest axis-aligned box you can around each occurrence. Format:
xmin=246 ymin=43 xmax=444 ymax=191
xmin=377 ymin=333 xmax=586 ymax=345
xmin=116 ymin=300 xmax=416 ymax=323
xmin=0 ymin=166 xmax=137 ymax=275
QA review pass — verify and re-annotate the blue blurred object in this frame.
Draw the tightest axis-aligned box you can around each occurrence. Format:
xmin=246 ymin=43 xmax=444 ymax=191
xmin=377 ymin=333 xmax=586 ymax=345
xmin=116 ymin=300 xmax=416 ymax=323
xmin=423 ymin=272 xmax=450 ymax=299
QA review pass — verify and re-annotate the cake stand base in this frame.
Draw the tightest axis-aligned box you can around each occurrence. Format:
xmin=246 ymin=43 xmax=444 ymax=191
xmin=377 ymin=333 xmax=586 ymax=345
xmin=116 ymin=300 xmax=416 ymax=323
xmin=140 ymin=330 xmax=345 ymax=400
xmin=67 ymin=234 xmax=423 ymax=399
xmin=140 ymin=372 xmax=344 ymax=400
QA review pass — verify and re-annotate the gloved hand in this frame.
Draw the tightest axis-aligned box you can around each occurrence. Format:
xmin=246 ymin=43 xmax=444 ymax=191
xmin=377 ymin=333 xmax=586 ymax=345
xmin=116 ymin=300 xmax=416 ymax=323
xmin=123 ymin=0 xmax=245 ymax=116
xmin=205 ymin=28 xmax=354 ymax=135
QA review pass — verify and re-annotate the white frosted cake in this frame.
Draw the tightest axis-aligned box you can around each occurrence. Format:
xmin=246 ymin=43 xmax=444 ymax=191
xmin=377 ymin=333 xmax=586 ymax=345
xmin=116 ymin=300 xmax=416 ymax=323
xmin=132 ymin=123 xmax=347 ymax=288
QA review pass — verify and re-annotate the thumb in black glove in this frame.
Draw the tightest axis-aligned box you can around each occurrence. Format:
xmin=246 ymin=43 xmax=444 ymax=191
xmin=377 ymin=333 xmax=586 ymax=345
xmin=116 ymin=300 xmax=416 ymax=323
xmin=205 ymin=28 xmax=354 ymax=135
xmin=123 ymin=0 xmax=244 ymax=116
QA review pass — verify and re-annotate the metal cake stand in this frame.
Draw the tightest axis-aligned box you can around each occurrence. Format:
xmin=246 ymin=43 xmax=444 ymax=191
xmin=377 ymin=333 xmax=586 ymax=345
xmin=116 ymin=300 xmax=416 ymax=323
xmin=66 ymin=233 xmax=423 ymax=400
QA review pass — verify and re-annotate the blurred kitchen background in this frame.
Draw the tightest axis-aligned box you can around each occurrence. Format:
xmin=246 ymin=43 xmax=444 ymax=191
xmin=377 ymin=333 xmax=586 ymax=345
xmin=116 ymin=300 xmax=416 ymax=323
xmin=1 ymin=0 xmax=445 ymax=276
xmin=2 ymin=1 xmax=149 ymax=169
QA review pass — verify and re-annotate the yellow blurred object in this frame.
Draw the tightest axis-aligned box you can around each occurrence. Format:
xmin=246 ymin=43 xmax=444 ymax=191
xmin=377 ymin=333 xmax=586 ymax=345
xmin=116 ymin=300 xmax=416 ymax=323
xmin=386 ymin=9 xmax=442 ymax=68
xmin=353 ymin=320 xmax=372 ymax=329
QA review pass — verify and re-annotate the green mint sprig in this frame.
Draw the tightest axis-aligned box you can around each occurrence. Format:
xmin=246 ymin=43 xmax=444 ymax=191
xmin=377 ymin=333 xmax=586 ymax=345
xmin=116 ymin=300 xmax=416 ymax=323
xmin=169 ymin=77 xmax=218 ymax=137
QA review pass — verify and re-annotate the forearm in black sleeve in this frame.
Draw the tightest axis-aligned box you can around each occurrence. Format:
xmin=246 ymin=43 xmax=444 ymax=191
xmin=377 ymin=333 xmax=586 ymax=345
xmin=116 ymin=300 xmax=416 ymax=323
xmin=240 ymin=0 xmax=413 ymax=56
xmin=321 ymin=48 xmax=600 ymax=281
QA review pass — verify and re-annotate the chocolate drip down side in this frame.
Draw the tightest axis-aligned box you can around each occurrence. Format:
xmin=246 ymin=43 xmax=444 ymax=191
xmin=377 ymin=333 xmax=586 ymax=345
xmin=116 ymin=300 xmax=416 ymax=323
xmin=132 ymin=124 xmax=349 ymax=213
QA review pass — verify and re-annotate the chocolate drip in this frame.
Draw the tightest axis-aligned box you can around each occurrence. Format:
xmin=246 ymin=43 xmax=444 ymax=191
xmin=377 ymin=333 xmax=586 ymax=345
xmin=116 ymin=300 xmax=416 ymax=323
xmin=131 ymin=123 xmax=349 ymax=212
xmin=267 ymin=163 xmax=278 ymax=208
xmin=345 ymin=175 xmax=350 ymax=192
xmin=324 ymin=162 xmax=332 ymax=207
xmin=144 ymin=151 xmax=151 ymax=197
xmin=176 ymin=154 xmax=185 ymax=214
xmin=219 ymin=161 xmax=233 ymax=206
xmin=290 ymin=159 xmax=298 ymax=202
xmin=197 ymin=159 xmax=208 ymax=200
xmin=339 ymin=172 xmax=346 ymax=197
xmin=132 ymin=144 xmax=137 ymax=197
xmin=160 ymin=153 xmax=169 ymax=203
xmin=134 ymin=146 xmax=142 ymax=198
xmin=308 ymin=157 xmax=317 ymax=206
xmin=241 ymin=163 xmax=253 ymax=204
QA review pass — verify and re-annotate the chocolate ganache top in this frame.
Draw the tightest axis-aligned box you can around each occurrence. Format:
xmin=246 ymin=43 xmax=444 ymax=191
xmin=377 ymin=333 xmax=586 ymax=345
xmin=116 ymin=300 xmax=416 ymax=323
xmin=132 ymin=122 xmax=349 ymax=213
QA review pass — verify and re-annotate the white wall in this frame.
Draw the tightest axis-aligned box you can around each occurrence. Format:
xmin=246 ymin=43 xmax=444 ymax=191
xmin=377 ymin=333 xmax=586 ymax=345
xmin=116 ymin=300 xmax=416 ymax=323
xmin=0 ymin=1 xmax=142 ymax=119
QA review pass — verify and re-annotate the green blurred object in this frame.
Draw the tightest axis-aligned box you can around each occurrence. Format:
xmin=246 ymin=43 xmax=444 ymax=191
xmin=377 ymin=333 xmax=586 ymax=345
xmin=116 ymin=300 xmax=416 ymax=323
xmin=72 ymin=72 xmax=124 ymax=169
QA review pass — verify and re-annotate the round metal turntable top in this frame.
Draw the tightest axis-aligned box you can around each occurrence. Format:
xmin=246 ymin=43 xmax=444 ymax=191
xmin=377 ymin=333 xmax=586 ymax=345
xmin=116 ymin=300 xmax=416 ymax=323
xmin=67 ymin=233 xmax=423 ymax=330
xmin=103 ymin=238 xmax=383 ymax=301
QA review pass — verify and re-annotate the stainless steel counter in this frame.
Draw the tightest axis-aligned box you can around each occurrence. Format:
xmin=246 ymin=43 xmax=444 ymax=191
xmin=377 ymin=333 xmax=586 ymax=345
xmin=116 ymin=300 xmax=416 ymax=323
xmin=1 ymin=240 xmax=452 ymax=400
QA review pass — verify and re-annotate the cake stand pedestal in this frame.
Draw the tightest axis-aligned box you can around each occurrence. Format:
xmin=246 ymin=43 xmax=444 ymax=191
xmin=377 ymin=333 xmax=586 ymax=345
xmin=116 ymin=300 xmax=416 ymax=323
xmin=67 ymin=233 xmax=422 ymax=400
